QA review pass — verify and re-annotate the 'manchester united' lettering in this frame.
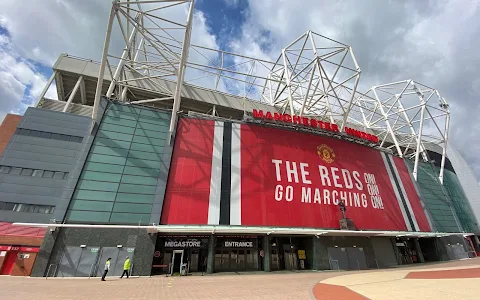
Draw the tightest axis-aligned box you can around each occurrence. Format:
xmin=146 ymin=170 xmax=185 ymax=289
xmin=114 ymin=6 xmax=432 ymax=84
xmin=252 ymin=109 xmax=378 ymax=143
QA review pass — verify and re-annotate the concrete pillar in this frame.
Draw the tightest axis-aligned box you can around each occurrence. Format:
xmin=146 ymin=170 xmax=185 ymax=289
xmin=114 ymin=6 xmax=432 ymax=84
xmin=263 ymin=235 xmax=271 ymax=272
xmin=206 ymin=235 xmax=216 ymax=274
xmin=413 ymin=238 xmax=425 ymax=263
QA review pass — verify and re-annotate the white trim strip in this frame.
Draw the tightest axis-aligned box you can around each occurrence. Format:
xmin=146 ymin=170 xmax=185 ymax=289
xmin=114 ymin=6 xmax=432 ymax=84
xmin=208 ymin=121 xmax=224 ymax=225
xmin=230 ymin=123 xmax=242 ymax=225
xmin=388 ymin=155 xmax=420 ymax=231
xmin=381 ymin=152 xmax=413 ymax=231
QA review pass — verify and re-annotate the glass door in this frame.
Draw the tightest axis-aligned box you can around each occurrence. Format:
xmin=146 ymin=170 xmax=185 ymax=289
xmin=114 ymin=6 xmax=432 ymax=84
xmin=236 ymin=250 xmax=246 ymax=270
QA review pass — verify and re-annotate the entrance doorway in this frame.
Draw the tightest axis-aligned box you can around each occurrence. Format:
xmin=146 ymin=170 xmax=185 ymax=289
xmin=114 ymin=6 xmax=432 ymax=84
xmin=284 ymin=250 xmax=298 ymax=270
xmin=214 ymin=249 xmax=259 ymax=272
xmin=171 ymin=250 xmax=184 ymax=275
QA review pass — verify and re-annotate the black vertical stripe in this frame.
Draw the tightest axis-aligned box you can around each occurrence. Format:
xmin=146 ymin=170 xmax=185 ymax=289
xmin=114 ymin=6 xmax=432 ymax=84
xmin=219 ymin=122 xmax=232 ymax=225
xmin=385 ymin=154 xmax=417 ymax=231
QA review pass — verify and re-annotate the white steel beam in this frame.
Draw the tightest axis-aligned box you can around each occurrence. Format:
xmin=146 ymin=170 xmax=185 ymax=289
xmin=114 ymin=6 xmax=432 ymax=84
xmin=35 ymin=71 xmax=56 ymax=107
xmin=167 ymin=0 xmax=194 ymax=145
xmin=63 ymin=76 xmax=83 ymax=113
xmin=92 ymin=6 xmax=117 ymax=131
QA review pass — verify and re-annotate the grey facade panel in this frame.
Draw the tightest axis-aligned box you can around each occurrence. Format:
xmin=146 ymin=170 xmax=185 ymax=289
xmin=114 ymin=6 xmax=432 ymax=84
xmin=0 ymin=192 xmax=59 ymax=206
xmin=0 ymin=107 xmax=96 ymax=223
xmin=31 ymin=228 xmax=155 ymax=277
xmin=371 ymin=237 xmax=398 ymax=268
xmin=7 ymin=135 xmax=83 ymax=150
xmin=8 ymin=143 xmax=78 ymax=158
xmin=4 ymin=149 xmax=79 ymax=165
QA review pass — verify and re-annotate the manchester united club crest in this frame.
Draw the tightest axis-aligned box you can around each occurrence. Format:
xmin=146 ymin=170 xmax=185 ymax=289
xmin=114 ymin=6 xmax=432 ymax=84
xmin=317 ymin=144 xmax=335 ymax=163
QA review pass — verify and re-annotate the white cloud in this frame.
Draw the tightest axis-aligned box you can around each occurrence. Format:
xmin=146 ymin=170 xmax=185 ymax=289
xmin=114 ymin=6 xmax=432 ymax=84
xmin=0 ymin=33 xmax=50 ymax=120
xmin=226 ymin=0 xmax=480 ymax=178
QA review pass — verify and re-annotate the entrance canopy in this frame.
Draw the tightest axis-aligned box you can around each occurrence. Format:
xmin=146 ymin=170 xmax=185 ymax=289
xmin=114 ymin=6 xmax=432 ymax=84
xmin=12 ymin=223 xmax=472 ymax=238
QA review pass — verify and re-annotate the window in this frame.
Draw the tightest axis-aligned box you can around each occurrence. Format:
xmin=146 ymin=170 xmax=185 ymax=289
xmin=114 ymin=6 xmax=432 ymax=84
xmin=13 ymin=203 xmax=27 ymax=212
xmin=16 ymin=128 xmax=83 ymax=143
xmin=0 ymin=166 xmax=68 ymax=179
xmin=53 ymin=171 xmax=65 ymax=179
xmin=10 ymin=167 xmax=22 ymax=175
xmin=4 ymin=202 xmax=15 ymax=210
xmin=32 ymin=170 xmax=44 ymax=177
xmin=40 ymin=132 xmax=51 ymax=138
xmin=30 ymin=131 xmax=42 ymax=138
xmin=0 ymin=166 xmax=10 ymax=174
xmin=43 ymin=171 xmax=54 ymax=178
xmin=0 ymin=202 xmax=54 ymax=214
xmin=27 ymin=205 xmax=39 ymax=213
xmin=20 ymin=168 xmax=34 ymax=176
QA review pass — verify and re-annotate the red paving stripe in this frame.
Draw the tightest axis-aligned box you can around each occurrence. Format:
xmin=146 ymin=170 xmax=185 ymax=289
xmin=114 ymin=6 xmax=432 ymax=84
xmin=312 ymin=283 xmax=369 ymax=300
xmin=405 ymin=267 xmax=480 ymax=279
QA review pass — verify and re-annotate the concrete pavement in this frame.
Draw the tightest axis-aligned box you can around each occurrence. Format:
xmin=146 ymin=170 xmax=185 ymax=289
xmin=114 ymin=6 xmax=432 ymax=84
xmin=0 ymin=258 xmax=479 ymax=300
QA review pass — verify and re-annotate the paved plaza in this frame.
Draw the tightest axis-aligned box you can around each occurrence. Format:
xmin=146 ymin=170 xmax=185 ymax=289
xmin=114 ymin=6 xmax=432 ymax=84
xmin=1 ymin=258 xmax=479 ymax=300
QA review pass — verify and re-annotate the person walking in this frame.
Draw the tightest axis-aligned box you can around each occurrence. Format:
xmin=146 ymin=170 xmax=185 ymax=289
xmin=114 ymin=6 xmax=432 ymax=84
xmin=120 ymin=256 xmax=131 ymax=279
xmin=101 ymin=258 xmax=112 ymax=281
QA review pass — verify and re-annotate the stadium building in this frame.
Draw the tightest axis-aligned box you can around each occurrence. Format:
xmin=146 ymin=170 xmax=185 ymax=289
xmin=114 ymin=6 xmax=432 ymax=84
xmin=0 ymin=0 xmax=479 ymax=277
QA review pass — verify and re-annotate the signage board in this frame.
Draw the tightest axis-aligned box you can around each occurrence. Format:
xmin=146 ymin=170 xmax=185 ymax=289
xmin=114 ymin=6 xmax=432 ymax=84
xmin=164 ymin=239 xmax=202 ymax=248
xmin=251 ymin=109 xmax=378 ymax=143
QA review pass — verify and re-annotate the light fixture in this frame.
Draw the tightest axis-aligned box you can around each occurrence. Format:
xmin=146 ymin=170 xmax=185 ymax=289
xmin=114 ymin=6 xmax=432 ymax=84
xmin=80 ymin=245 xmax=86 ymax=248
xmin=117 ymin=245 xmax=123 ymax=248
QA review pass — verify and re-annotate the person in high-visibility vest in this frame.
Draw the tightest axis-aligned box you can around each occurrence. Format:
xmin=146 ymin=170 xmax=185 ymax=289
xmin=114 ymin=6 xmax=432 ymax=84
xmin=101 ymin=258 xmax=112 ymax=281
xmin=120 ymin=256 xmax=131 ymax=279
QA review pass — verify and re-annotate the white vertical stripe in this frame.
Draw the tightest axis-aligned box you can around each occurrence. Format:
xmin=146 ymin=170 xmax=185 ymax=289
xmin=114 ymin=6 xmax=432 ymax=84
xmin=381 ymin=152 xmax=413 ymax=231
xmin=389 ymin=155 xmax=420 ymax=231
xmin=230 ymin=123 xmax=242 ymax=225
xmin=208 ymin=121 xmax=223 ymax=225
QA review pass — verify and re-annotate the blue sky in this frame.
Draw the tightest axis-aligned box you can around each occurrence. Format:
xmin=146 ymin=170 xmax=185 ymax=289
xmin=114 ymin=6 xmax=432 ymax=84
xmin=197 ymin=0 xmax=248 ymax=50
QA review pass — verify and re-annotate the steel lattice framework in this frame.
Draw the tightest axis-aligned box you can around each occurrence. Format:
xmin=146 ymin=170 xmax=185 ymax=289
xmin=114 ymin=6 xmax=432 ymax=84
xmin=91 ymin=0 xmax=450 ymax=183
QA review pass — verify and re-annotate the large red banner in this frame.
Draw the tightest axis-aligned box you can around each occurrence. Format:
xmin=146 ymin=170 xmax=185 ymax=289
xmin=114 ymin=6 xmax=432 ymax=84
xmin=241 ymin=124 xmax=408 ymax=230
xmin=161 ymin=118 xmax=215 ymax=225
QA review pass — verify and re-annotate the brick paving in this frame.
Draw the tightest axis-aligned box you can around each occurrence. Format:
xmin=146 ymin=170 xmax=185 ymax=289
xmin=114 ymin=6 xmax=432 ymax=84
xmin=405 ymin=267 xmax=480 ymax=279
xmin=0 ymin=259 xmax=479 ymax=300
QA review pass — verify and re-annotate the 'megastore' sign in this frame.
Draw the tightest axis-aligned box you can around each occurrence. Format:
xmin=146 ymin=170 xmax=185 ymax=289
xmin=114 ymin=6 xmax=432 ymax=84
xmin=252 ymin=109 xmax=378 ymax=143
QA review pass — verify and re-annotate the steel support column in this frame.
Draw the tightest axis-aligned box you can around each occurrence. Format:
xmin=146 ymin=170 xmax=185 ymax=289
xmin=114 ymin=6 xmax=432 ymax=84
xmin=35 ymin=71 xmax=56 ymax=107
xmin=167 ymin=0 xmax=194 ymax=145
xmin=92 ymin=6 xmax=117 ymax=131
xmin=62 ymin=76 xmax=83 ymax=113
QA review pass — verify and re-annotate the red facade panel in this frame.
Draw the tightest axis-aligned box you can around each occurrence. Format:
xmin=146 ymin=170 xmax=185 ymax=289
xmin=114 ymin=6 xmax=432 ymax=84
xmin=161 ymin=118 xmax=215 ymax=224
xmin=393 ymin=157 xmax=431 ymax=231
xmin=240 ymin=124 xmax=407 ymax=230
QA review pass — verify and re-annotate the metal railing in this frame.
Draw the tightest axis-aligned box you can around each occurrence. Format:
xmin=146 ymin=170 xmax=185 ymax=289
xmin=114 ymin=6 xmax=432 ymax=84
xmin=45 ymin=264 xmax=58 ymax=279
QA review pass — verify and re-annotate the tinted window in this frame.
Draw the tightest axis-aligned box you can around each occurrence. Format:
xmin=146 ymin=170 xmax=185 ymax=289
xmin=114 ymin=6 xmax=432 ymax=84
xmin=0 ymin=201 xmax=5 ymax=210
xmin=32 ymin=170 xmax=44 ymax=177
xmin=51 ymin=133 xmax=60 ymax=140
xmin=43 ymin=171 xmax=54 ymax=178
xmin=10 ymin=167 xmax=22 ymax=175
xmin=20 ymin=168 xmax=34 ymax=176
xmin=27 ymin=205 xmax=38 ymax=213
xmin=53 ymin=172 xmax=65 ymax=179
xmin=0 ymin=166 xmax=11 ymax=174
xmin=4 ymin=203 xmax=15 ymax=210
xmin=40 ymin=132 xmax=52 ymax=138
xmin=59 ymin=135 xmax=70 ymax=141
xmin=30 ymin=130 xmax=42 ymax=137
